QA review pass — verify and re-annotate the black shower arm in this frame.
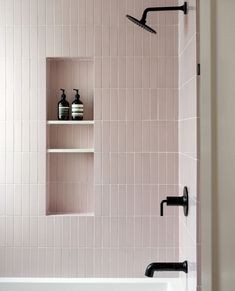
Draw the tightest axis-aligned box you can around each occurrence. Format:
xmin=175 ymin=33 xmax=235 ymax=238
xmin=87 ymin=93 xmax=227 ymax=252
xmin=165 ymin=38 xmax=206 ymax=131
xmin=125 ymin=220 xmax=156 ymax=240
xmin=140 ymin=2 xmax=187 ymax=23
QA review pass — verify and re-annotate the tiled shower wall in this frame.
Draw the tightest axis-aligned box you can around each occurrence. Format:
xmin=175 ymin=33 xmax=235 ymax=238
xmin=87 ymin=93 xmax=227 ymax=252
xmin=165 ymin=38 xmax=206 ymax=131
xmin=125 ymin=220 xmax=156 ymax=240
xmin=0 ymin=0 xmax=180 ymax=277
xmin=179 ymin=0 xmax=198 ymax=290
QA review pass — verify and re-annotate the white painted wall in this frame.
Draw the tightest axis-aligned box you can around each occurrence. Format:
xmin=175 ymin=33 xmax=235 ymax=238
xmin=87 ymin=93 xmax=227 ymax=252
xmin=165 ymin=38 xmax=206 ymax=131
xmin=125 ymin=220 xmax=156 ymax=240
xmin=200 ymin=0 xmax=235 ymax=290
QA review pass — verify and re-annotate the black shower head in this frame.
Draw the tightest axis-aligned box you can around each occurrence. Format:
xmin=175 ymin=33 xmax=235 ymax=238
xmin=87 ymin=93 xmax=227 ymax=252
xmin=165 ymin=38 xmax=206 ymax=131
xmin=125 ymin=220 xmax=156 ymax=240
xmin=126 ymin=14 xmax=156 ymax=34
xmin=126 ymin=2 xmax=187 ymax=34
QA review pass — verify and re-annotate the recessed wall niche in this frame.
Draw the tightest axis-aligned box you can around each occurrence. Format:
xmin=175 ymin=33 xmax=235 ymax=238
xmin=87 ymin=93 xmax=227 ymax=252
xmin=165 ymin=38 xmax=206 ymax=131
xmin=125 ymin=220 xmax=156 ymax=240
xmin=46 ymin=57 xmax=94 ymax=216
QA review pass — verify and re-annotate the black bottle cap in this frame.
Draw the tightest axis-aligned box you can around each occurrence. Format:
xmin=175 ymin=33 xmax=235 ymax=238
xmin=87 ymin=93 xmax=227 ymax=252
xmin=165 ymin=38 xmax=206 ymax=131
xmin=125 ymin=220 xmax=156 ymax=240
xmin=60 ymin=88 xmax=66 ymax=99
xmin=73 ymin=89 xmax=80 ymax=99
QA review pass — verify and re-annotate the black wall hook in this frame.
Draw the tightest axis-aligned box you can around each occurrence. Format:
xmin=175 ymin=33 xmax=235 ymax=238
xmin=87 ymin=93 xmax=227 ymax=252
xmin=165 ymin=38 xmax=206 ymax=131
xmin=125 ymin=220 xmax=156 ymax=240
xmin=160 ymin=187 xmax=189 ymax=216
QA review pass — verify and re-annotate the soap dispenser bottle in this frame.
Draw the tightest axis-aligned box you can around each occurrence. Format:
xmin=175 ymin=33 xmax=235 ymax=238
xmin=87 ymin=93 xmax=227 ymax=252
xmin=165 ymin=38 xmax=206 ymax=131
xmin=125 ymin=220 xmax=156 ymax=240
xmin=71 ymin=89 xmax=83 ymax=120
xmin=58 ymin=88 xmax=69 ymax=120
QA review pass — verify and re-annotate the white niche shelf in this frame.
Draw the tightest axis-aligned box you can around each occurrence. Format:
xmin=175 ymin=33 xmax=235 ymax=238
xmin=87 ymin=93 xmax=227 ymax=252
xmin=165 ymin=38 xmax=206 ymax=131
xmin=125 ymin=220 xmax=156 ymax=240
xmin=47 ymin=148 xmax=94 ymax=153
xmin=47 ymin=212 xmax=95 ymax=217
xmin=46 ymin=57 xmax=94 ymax=216
xmin=47 ymin=120 xmax=94 ymax=125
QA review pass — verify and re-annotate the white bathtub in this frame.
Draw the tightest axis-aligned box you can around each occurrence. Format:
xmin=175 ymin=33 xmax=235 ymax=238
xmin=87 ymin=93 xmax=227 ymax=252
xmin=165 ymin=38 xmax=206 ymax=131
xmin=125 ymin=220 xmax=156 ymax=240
xmin=0 ymin=278 xmax=183 ymax=291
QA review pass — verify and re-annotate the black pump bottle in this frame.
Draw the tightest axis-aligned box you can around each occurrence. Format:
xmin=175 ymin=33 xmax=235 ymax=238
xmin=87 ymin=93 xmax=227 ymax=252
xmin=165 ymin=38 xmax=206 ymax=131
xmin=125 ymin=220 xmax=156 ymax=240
xmin=58 ymin=89 xmax=69 ymax=120
xmin=71 ymin=89 xmax=83 ymax=120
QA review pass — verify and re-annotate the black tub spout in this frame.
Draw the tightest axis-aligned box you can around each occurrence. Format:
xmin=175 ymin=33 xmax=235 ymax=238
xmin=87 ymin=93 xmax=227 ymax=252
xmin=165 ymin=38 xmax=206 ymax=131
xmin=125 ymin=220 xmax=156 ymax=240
xmin=145 ymin=261 xmax=188 ymax=277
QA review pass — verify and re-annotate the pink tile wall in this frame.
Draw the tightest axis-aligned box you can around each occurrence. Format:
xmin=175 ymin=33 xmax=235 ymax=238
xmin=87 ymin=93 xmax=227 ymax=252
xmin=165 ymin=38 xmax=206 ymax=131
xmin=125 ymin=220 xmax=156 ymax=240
xmin=178 ymin=0 xmax=198 ymax=290
xmin=0 ymin=0 xmax=180 ymax=277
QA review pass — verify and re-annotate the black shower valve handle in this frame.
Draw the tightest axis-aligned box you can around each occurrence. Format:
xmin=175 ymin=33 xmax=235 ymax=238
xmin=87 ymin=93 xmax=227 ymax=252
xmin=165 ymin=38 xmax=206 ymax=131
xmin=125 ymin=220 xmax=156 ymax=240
xmin=160 ymin=186 xmax=189 ymax=217
xmin=166 ymin=196 xmax=185 ymax=206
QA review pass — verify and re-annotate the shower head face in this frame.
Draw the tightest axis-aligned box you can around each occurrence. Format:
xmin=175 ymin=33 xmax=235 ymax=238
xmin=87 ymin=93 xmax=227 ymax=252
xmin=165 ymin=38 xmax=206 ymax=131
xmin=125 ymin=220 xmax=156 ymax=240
xmin=126 ymin=15 xmax=156 ymax=34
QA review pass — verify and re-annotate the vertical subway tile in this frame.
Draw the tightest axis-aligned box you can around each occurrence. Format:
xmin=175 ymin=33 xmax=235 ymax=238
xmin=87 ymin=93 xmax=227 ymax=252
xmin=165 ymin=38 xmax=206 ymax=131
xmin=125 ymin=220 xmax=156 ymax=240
xmin=22 ymin=27 xmax=30 ymax=58
xmin=0 ymin=0 xmax=6 ymax=26
xmin=46 ymin=26 xmax=54 ymax=57
xmin=30 ymin=0 xmax=38 ymax=25
xmin=110 ymin=58 xmax=118 ymax=88
xmin=78 ymin=0 xmax=86 ymax=26
xmin=102 ymin=58 xmax=110 ymax=88
xmin=134 ymin=121 xmax=142 ymax=152
xmin=102 ymin=121 xmax=110 ymax=153
xmin=118 ymin=28 xmax=126 ymax=57
xmin=70 ymin=26 xmax=78 ymax=57
xmin=102 ymin=27 xmax=110 ymax=57
xmin=14 ymin=27 xmax=22 ymax=59
xmin=110 ymin=28 xmax=118 ymax=57
xmin=62 ymin=0 xmax=70 ymax=25
xmin=22 ymin=185 xmax=30 ymax=216
xmin=118 ymin=153 xmax=126 ymax=184
xmin=94 ymin=58 xmax=102 ymax=88
xmin=29 ymin=185 xmax=38 ymax=216
xmin=70 ymin=0 xmax=78 ymax=25
xmin=110 ymin=185 xmax=118 ymax=217
xmin=118 ymin=58 xmax=126 ymax=89
xmin=94 ymin=88 xmax=102 ymax=120
xmin=62 ymin=26 xmax=70 ymax=56
xmin=95 ymin=27 xmax=102 ymax=57
xmin=14 ymin=217 xmax=22 ymax=247
xmin=29 ymin=217 xmax=38 ymax=246
xmin=102 ymin=186 xmax=110 ymax=217
xmin=118 ymin=185 xmax=126 ymax=217
xmin=102 ymin=153 xmax=110 ymax=184
xmin=6 ymin=185 xmax=14 ymax=216
xmin=46 ymin=0 xmax=54 ymax=25
xmin=102 ymin=88 xmax=110 ymax=120
xmin=54 ymin=26 xmax=62 ymax=56
xmin=126 ymin=26 xmax=134 ymax=56
xmin=0 ymin=185 xmax=6 ymax=215
xmin=102 ymin=0 xmax=110 ymax=26
xmin=6 ymin=152 xmax=14 ymax=184
xmin=110 ymin=89 xmax=118 ymax=120
xmin=38 ymin=0 xmax=46 ymax=25
xmin=126 ymin=121 xmax=134 ymax=153
xmin=14 ymin=152 xmax=22 ymax=184
xmin=22 ymin=153 xmax=30 ymax=184
xmin=94 ymin=0 xmax=102 ymax=26
xmin=133 ymin=89 xmax=142 ymax=120
xmin=110 ymin=153 xmax=118 ymax=184
xmin=38 ymin=27 xmax=46 ymax=59
xmin=78 ymin=27 xmax=86 ymax=56
xmin=6 ymin=217 xmax=14 ymax=247
xmin=126 ymin=89 xmax=134 ymax=121
xmin=118 ymin=89 xmax=126 ymax=121
xmin=14 ymin=0 xmax=22 ymax=25
xmin=94 ymin=121 xmax=102 ymax=152
xmin=118 ymin=121 xmax=126 ymax=152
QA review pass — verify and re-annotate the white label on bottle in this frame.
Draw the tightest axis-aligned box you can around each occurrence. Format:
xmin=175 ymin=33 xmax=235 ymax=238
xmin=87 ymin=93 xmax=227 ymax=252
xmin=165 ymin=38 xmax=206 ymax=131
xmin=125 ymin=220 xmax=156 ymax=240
xmin=72 ymin=104 xmax=83 ymax=117
xmin=72 ymin=104 xmax=83 ymax=109
xmin=59 ymin=106 xmax=69 ymax=118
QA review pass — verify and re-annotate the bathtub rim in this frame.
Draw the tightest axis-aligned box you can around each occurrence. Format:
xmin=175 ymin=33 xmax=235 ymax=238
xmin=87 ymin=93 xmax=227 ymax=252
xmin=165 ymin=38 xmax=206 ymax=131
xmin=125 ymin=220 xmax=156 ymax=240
xmin=0 ymin=277 xmax=182 ymax=284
